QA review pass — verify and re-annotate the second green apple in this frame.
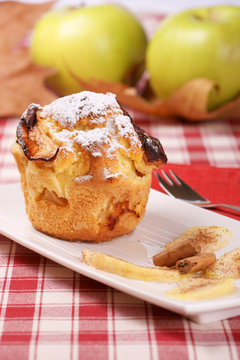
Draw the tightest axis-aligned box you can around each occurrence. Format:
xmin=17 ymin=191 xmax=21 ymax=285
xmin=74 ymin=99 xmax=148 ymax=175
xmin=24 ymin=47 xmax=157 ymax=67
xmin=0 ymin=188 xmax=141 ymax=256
xmin=147 ymin=6 xmax=240 ymax=110
xmin=31 ymin=4 xmax=147 ymax=95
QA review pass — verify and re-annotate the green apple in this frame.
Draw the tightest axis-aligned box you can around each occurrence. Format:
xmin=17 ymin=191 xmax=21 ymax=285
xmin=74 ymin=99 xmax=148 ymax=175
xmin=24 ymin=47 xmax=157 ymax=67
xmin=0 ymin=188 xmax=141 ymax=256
xmin=31 ymin=4 xmax=147 ymax=95
xmin=146 ymin=6 xmax=240 ymax=110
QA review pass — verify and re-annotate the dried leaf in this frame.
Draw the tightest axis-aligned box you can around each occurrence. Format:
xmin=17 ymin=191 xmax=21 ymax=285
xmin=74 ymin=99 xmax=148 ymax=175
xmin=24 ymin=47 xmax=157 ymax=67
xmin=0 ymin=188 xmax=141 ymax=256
xmin=76 ymin=77 xmax=240 ymax=122
xmin=0 ymin=1 xmax=54 ymax=51
xmin=0 ymin=1 xmax=57 ymax=117
xmin=0 ymin=50 xmax=57 ymax=117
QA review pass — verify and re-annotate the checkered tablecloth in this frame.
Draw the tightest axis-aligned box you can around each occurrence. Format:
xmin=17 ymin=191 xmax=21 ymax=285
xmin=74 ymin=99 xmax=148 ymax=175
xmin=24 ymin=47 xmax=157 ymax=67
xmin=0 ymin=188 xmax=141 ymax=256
xmin=0 ymin=115 xmax=240 ymax=360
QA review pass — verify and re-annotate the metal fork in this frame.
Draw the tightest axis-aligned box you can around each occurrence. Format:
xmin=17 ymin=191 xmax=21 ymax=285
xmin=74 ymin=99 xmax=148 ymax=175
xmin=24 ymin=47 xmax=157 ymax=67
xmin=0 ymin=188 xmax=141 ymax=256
xmin=155 ymin=170 xmax=240 ymax=214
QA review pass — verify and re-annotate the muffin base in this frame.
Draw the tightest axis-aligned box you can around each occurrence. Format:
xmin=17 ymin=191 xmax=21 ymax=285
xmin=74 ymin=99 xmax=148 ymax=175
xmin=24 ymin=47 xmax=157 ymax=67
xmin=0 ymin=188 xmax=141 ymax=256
xmin=13 ymin=143 xmax=152 ymax=242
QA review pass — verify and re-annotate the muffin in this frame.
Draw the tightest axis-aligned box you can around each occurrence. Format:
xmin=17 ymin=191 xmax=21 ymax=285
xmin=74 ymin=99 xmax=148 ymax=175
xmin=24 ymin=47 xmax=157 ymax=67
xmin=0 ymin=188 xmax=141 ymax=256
xmin=12 ymin=91 xmax=167 ymax=241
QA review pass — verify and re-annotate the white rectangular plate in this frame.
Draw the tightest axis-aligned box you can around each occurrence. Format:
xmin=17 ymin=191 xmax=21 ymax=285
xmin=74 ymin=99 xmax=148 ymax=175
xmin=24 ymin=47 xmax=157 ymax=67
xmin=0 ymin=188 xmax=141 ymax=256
xmin=0 ymin=183 xmax=240 ymax=324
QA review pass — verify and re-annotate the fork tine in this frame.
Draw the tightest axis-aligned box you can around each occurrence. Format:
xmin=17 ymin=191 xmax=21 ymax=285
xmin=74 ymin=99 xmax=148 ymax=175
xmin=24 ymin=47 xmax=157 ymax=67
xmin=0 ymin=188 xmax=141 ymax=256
xmin=161 ymin=170 xmax=173 ymax=185
xmin=155 ymin=172 xmax=174 ymax=193
xmin=168 ymin=169 xmax=181 ymax=184
xmin=169 ymin=170 xmax=207 ymax=202
xmin=168 ymin=170 xmax=185 ymax=185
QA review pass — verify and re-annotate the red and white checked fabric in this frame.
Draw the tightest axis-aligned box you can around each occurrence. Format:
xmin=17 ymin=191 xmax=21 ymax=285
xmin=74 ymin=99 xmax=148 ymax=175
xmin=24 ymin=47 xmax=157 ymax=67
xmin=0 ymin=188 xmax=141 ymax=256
xmin=0 ymin=116 xmax=240 ymax=360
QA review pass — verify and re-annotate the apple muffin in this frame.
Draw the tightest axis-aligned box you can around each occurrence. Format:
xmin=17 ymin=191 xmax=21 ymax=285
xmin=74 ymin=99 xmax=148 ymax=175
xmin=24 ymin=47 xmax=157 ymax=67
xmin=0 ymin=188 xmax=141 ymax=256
xmin=12 ymin=91 xmax=167 ymax=241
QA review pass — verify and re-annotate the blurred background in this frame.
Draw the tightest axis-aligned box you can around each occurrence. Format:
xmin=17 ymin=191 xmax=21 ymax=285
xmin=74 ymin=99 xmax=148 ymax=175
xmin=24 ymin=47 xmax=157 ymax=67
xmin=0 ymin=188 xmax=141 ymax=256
xmin=13 ymin=0 xmax=240 ymax=13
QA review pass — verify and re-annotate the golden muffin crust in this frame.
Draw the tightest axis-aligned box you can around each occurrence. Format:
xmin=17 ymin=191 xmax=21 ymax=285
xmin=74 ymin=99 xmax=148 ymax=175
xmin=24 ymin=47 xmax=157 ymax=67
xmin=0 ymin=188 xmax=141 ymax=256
xmin=12 ymin=91 xmax=167 ymax=241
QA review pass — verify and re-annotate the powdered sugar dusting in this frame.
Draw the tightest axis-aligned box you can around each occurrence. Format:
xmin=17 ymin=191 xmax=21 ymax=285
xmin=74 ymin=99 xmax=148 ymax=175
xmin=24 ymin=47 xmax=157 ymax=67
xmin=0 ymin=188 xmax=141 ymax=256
xmin=40 ymin=91 xmax=119 ymax=127
xmin=103 ymin=168 xmax=126 ymax=180
xmin=42 ymin=91 xmax=142 ymax=180
xmin=115 ymin=114 xmax=140 ymax=146
xmin=74 ymin=111 xmax=140 ymax=158
xmin=75 ymin=123 xmax=119 ymax=158
xmin=75 ymin=175 xmax=92 ymax=183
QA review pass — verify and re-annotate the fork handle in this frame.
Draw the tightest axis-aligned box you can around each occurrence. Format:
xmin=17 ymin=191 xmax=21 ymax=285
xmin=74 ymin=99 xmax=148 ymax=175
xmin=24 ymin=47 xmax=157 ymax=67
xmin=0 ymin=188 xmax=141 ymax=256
xmin=198 ymin=203 xmax=240 ymax=214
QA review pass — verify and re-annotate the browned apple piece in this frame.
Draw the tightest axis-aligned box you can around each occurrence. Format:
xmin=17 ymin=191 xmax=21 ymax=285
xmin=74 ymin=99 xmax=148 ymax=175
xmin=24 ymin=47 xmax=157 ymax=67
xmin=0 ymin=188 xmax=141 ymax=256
xmin=119 ymin=106 xmax=167 ymax=167
xmin=16 ymin=104 xmax=59 ymax=161
xmin=133 ymin=123 xmax=167 ymax=167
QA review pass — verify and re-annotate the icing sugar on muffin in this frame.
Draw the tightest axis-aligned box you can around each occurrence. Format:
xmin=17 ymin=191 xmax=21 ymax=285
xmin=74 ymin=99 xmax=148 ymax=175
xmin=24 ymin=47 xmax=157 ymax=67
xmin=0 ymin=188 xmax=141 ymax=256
xmin=12 ymin=91 xmax=167 ymax=241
